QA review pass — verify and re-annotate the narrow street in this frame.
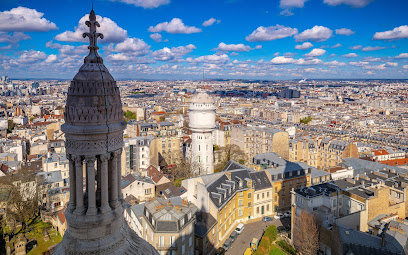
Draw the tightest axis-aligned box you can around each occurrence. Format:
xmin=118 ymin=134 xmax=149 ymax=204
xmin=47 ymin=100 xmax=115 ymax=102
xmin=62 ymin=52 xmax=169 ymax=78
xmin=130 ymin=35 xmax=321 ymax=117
xmin=225 ymin=218 xmax=286 ymax=255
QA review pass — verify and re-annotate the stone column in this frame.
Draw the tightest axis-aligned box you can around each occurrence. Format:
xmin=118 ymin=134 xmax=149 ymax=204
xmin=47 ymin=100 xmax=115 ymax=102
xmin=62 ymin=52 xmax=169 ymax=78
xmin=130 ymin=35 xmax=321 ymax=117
xmin=96 ymin=156 xmax=102 ymax=207
xmin=114 ymin=150 xmax=123 ymax=201
xmin=85 ymin=156 xmax=97 ymax=216
xmin=100 ymin=154 xmax=110 ymax=213
xmin=68 ymin=154 xmax=76 ymax=212
xmin=110 ymin=152 xmax=119 ymax=208
xmin=73 ymin=156 xmax=85 ymax=215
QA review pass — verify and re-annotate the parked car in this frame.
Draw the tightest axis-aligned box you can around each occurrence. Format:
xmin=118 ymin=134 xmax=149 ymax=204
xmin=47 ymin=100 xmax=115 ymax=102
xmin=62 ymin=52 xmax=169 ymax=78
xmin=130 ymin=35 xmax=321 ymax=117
xmin=230 ymin=231 xmax=238 ymax=242
xmin=263 ymin=216 xmax=273 ymax=222
xmin=236 ymin=223 xmax=245 ymax=234
xmin=274 ymin=213 xmax=283 ymax=220
xmin=284 ymin=211 xmax=291 ymax=218
xmin=223 ymin=238 xmax=233 ymax=251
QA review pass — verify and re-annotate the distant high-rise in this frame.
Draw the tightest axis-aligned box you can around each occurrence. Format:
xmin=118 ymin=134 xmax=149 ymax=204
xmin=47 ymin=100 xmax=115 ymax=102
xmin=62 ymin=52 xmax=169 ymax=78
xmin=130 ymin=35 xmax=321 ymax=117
xmin=53 ymin=8 xmax=157 ymax=255
xmin=189 ymin=93 xmax=216 ymax=175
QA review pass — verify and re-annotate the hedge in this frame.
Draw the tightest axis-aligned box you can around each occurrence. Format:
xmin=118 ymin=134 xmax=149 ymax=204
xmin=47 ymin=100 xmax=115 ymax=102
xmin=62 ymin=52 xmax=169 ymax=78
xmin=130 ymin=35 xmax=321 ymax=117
xmin=277 ymin=240 xmax=296 ymax=255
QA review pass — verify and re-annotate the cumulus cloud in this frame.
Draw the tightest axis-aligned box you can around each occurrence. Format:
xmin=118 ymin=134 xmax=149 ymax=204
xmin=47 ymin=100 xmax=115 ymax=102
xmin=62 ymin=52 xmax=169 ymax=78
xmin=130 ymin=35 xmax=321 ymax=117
xmin=270 ymin=56 xmax=295 ymax=64
xmin=295 ymin=42 xmax=313 ymax=50
xmin=152 ymin=44 xmax=196 ymax=61
xmin=373 ymin=25 xmax=408 ymax=40
xmin=270 ymin=56 xmax=322 ymax=65
xmin=349 ymin=45 xmax=362 ymax=50
xmin=386 ymin=62 xmax=398 ymax=67
xmin=110 ymin=0 xmax=170 ymax=8
xmin=0 ymin=6 xmax=57 ymax=32
xmin=343 ymin=53 xmax=358 ymax=57
xmin=46 ymin=41 xmax=89 ymax=56
xmin=335 ymin=28 xmax=355 ymax=35
xmin=294 ymin=26 xmax=333 ymax=42
xmin=324 ymin=60 xmax=346 ymax=66
xmin=395 ymin=53 xmax=408 ymax=59
xmin=45 ymin=54 xmax=57 ymax=63
xmin=245 ymin=25 xmax=298 ymax=42
xmin=186 ymin=54 xmax=229 ymax=65
xmin=362 ymin=46 xmax=387 ymax=51
xmin=150 ymin=33 xmax=162 ymax=42
xmin=202 ymin=18 xmax=220 ymax=27
xmin=280 ymin=0 xmax=308 ymax=8
xmin=0 ymin=32 xmax=30 ymax=44
xmin=55 ymin=14 xmax=127 ymax=43
xmin=17 ymin=50 xmax=47 ymax=63
xmin=305 ymin=48 xmax=326 ymax=57
xmin=148 ymin=18 xmax=202 ymax=34
xmin=107 ymin=38 xmax=150 ymax=55
xmin=215 ymin=42 xmax=251 ymax=52
xmin=331 ymin=43 xmax=342 ymax=48
xmin=323 ymin=0 xmax=373 ymax=7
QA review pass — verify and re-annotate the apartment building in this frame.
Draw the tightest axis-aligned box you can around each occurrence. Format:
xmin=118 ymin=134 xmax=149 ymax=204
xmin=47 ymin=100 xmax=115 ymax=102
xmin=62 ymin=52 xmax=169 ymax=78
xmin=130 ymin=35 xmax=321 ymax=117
xmin=142 ymin=197 xmax=197 ymax=255
xmin=121 ymin=174 xmax=155 ymax=203
xmin=231 ymin=126 xmax=289 ymax=161
xmin=250 ymin=170 xmax=273 ymax=219
xmin=122 ymin=136 xmax=154 ymax=175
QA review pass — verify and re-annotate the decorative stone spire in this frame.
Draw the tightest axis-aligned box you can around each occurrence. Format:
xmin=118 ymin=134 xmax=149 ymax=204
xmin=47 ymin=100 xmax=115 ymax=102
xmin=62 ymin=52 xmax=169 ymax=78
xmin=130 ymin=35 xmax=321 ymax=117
xmin=82 ymin=7 xmax=104 ymax=63
xmin=53 ymin=8 xmax=158 ymax=255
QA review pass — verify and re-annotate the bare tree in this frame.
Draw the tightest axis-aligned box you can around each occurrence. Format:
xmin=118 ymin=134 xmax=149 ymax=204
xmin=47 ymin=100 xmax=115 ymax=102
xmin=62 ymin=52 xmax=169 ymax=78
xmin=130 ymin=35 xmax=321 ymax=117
xmin=163 ymin=151 xmax=200 ymax=179
xmin=0 ymin=168 xmax=41 ymax=234
xmin=293 ymin=210 xmax=319 ymax=255
xmin=214 ymin=144 xmax=246 ymax=172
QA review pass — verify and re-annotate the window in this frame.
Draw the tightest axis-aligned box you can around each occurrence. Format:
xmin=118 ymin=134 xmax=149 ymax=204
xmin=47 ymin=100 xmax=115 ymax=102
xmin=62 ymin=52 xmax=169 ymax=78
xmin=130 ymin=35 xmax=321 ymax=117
xmin=182 ymin=232 xmax=185 ymax=242
xmin=170 ymin=236 xmax=175 ymax=247
xmin=257 ymin=194 xmax=259 ymax=200
xmin=256 ymin=207 xmax=259 ymax=214
xmin=239 ymin=200 xmax=243 ymax=206
xmin=262 ymin=193 xmax=265 ymax=199
xmin=181 ymin=218 xmax=185 ymax=227
xmin=182 ymin=244 xmax=185 ymax=255
xmin=189 ymin=236 xmax=192 ymax=247
xmin=275 ymin=196 xmax=277 ymax=202
xmin=267 ymin=192 xmax=269 ymax=197
xmin=145 ymin=188 xmax=151 ymax=195
xmin=239 ymin=209 xmax=243 ymax=217
xmin=159 ymin=236 xmax=164 ymax=247
xmin=248 ymin=202 xmax=251 ymax=207
xmin=248 ymin=193 xmax=251 ymax=199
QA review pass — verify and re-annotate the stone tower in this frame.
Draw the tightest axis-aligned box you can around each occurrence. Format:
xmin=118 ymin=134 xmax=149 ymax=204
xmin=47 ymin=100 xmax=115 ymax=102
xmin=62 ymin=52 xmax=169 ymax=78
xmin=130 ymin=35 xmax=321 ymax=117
xmin=189 ymin=93 xmax=216 ymax=175
xmin=53 ymin=8 xmax=158 ymax=255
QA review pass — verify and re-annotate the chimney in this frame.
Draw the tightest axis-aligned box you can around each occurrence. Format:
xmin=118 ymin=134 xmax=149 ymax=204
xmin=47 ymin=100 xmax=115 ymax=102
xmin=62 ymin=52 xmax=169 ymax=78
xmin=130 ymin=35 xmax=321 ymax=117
xmin=381 ymin=223 xmax=389 ymax=247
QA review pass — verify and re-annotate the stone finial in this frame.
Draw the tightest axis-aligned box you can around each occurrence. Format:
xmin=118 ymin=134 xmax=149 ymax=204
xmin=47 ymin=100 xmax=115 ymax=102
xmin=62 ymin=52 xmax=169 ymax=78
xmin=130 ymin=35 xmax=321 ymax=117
xmin=82 ymin=7 xmax=104 ymax=64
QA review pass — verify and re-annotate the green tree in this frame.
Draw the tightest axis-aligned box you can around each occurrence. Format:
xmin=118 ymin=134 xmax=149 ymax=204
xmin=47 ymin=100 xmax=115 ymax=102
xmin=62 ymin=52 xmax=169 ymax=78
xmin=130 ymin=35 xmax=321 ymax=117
xmin=300 ymin=116 xmax=312 ymax=125
xmin=214 ymin=144 xmax=246 ymax=172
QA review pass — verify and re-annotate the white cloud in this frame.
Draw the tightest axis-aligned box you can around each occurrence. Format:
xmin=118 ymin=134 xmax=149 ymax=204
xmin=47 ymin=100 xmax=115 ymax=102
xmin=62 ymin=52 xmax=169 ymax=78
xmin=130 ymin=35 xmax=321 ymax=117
xmin=107 ymin=53 xmax=130 ymax=61
xmin=0 ymin=6 xmax=57 ymax=32
xmin=271 ymin=56 xmax=295 ymax=64
xmin=280 ymin=0 xmax=308 ymax=8
xmin=255 ymin=45 xmax=262 ymax=49
xmin=323 ymin=0 xmax=373 ymax=7
xmin=150 ymin=33 xmax=162 ymax=42
xmin=202 ymin=18 xmax=220 ymax=27
xmin=245 ymin=25 xmax=298 ymax=42
xmin=349 ymin=61 xmax=369 ymax=66
xmin=110 ymin=0 xmax=170 ymax=8
xmin=331 ymin=43 xmax=342 ymax=48
xmin=46 ymin=41 xmax=88 ymax=56
xmin=305 ymin=48 xmax=326 ymax=57
xmin=324 ymin=60 xmax=346 ymax=66
xmin=280 ymin=9 xmax=294 ymax=16
xmin=45 ymin=54 xmax=57 ymax=63
xmin=55 ymin=14 xmax=127 ymax=43
xmin=363 ymin=64 xmax=386 ymax=70
xmin=403 ymin=65 xmax=408 ymax=69
xmin=373 ymin=25 xmax=408 ymax=40
xmin=395 ymin=53 xmax=408 ymax=59
xmin=349 ymin=45 xmax=362 ymax=50
xmin=386 ymin=62 xmax=398 ymax=67
xmin=17 ymin=50 xmax=47 ymax=63
xmin=294 ymin=26 xmax=333 ymax=42
xmin=295 ymin=42 xmax=313 ymax=50
xmin=362 ymin=46 xmax=387 ymax=51
xmin=186 ymin=54 xmax=229 ymax=65
xmin=343 ymin=53 xmax=358 ymax=58
xmin=152 ymin=44 xmax=196 ymax=61
xmin=108 ymin=38 xmax=150 ymax=55
xmin=148 ymin=18 xmax=202 ymax=34
xmin=215 ymin=42 xmax=251 ymax=52
xmin=335 ymin=28 xmax=355 ymax=35
xmin=0 ymin=32 xmax=30 ymax=44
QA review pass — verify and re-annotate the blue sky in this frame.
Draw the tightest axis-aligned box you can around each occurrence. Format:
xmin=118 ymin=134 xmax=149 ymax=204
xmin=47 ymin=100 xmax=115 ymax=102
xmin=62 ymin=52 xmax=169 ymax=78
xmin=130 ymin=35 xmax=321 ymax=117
xmin=0 ymin=0 xmax=407 ymax=79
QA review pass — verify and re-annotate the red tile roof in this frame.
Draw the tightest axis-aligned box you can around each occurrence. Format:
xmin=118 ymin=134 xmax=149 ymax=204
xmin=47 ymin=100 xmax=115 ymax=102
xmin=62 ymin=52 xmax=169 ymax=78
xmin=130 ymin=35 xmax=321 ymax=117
xmin=380 ymin=158 xmax=408 ymax=166
xmin=373 ymin=149 xmax=389 ymax=156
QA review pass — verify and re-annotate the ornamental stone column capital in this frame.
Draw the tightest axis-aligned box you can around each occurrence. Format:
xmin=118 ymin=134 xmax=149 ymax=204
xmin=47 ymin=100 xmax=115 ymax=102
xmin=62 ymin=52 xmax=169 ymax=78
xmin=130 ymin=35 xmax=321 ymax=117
xmin=84 ymin=156 xmax=96 ymax=164
xmin=72 ymin=155 xmax=83 ymax=164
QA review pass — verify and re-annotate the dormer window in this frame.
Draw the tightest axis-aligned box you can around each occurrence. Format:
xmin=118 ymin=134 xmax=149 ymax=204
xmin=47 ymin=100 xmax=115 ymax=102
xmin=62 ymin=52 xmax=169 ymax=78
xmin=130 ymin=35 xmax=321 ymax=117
xmin=239 ymin=181 xmax=243 ymax=188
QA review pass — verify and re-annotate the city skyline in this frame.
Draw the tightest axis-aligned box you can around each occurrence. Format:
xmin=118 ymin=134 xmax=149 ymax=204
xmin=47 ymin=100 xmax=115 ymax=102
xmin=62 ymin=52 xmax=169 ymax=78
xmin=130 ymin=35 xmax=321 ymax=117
xmin=0 ymin=0 xmax=408 ymax=80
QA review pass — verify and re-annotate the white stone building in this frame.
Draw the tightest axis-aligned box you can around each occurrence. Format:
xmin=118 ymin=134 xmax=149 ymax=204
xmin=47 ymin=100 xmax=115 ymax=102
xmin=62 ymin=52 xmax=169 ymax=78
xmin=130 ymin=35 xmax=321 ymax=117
xmin=189 ymin=93 xmax=216 ymax=175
